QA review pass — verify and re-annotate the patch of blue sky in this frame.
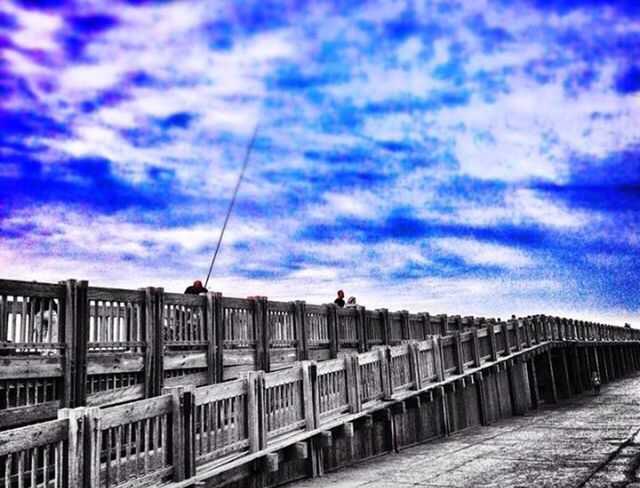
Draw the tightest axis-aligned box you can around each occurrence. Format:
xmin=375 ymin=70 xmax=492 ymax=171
xmin=0 ymin=156 xmax=189 ymax=216
xmin=0 ymin=11 xmax=17 ymax=29
xmin=615 ymin=65 xmax=640 ymax=94
xmin=521 ymin=0 xmax=640 ymax=17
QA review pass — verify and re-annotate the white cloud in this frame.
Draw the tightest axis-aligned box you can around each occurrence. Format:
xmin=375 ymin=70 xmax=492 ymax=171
xmin=307 ymin=191 xmax=382 ymax=220
xmin=9 ymin=5 xmax=62 ymax=51
xmin=434 ymin=238 xmax=533 ymax=269
xmin=60 ymin=64 xmax=126 ymax=92
xmin=452 ymin=188 xmax=592 ymax=229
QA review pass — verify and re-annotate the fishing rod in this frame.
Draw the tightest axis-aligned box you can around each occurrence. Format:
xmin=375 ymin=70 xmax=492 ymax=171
xmin=204 ymin=125 xmax=259 ymax=289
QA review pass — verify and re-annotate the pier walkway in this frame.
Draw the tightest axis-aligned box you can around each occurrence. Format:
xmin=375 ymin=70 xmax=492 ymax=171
xmin=291 ymin=373 xmax=640 ymax=488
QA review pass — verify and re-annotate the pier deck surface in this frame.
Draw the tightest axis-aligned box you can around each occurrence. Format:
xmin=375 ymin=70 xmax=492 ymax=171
xmin=291 ymin=373 xmax=640 ymax=487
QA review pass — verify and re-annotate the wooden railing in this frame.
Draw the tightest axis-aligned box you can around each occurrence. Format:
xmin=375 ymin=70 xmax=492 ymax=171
xmin=1 ymin=319 xmax=639 ymax=487
xmin=0 ymin=278 xmax=639 ymax=431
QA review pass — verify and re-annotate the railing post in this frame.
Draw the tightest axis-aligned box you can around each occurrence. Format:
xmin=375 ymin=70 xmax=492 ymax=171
xmin=375 ymin=308 xmax=387 ymax=345
xmin=188 ymin=385 xmax=197 ymax=476
xmin=301 ymin=361 xmax=316 ymax=430
xmin=254 ymin=297 xmax=269 ymax=372
xmin=440 ymin=314 xmax=448 ymax=336
xmin=153 ymin=287 xmax=165 ymax=395
xmin=380 ymin=346 xmax=393 ymax=400
xmin=408 ymin=341 xmax=421 ymax=389
xmin=585 ymin=321 xmax=590 ymax=341
xmin=162 ymin=386 xmax=186 ymax=482
xmin=357 ymin=305 xmax=367 ymax=352
xmin=176 ymin=384 xmax=196 ymax=479
xmin=326 ymin=303 xmax=339 ymax=358
xmin=523 ymin=318 xmax=532 ymax=348
xmin=362 ymin=309 xmax=372 ymax=351
xmin=205 ymin=293 xmax=217 ymax=383
xmin=86 ymin=406 xmax=102 ymax=488
xmin=73 ymin=280 xmax=89 ymax=408
xmin=62 ymin=280 xmax=75 ymax=409
xmin=143 ymin=287 xmax=158 ymax=397
xmin=346 ymin=353 xmax=361 ymax=413
xmin=501 ymin=321 xmax=511 ymax=356
xmin=540 ymin=315 xmax=548 ymax=342
xmin=432 ymin=336 xmax=445 ymax=381
xmin=295 ymin=300 xmax=309 ymax=360
xmin=471 ymin=327 xmax=481 ymax=367
xmin=549 ymin=317 xmax=556 ymax=341
xmin=487 ymin=323 xmax=498 ymax=362
xmin=400 ymin=310 xmax=410 ymax=340
xmin=420 ymin=312 xmax=430 ymax=340
xmin=465 ymin=315 xmax=475 ymax=331
xmin=513 ymin=319 xmax=522 ymax=351
xmin=453 ymin=331 xmax=464 ymax=374
xmin=245 ymin=371 xmax=261 ymax=453
xmin=59 ymin=407 xmax=86 ymax=488
xmin=212 ymin=292 xmax=224 ymax=382
xmin=454 ymin=315 xmax=462 ymax=332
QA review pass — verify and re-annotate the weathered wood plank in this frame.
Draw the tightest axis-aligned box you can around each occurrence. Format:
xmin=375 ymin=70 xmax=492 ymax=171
xmin=0 ymin=279 xmax=64 ymax=298
xmin=163 ymin=351 xmax=208 ymax=370
xmin=163 ymin=371 xmax=209 ymax=388
xmin=86 ymin=287 xmax=144 ymax=303
xmin=0 ymin=356 xmax=64 ymax=379
xmin=0 ymin=418 xmax=67 ymax=456
xmin=86 ymin=353 xmax=145 ymax=375
xmin=194 ymin=379 xmax=247 ymax=405
xmin=97 ymin=394 xmax=171 ymax=428
xmin=163 ymin=293 xmax=206 ymax=306
xmin=86 ymin=384 xmax=145 ymax=407
xmin=0 ymin=400 xmax=61 ymax=429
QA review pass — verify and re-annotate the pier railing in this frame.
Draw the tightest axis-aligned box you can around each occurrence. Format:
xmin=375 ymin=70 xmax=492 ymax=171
xmin=0 ymin=277 xmax=637 ymax=431
xmin=1 ymin=322 xmax=639 ymax=487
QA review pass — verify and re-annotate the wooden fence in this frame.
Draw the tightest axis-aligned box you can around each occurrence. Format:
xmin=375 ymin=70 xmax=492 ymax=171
xmin=1 ymin=314 xmax=639 ymax=487
xmin=1 ymin=278 xmax=639 ymax=432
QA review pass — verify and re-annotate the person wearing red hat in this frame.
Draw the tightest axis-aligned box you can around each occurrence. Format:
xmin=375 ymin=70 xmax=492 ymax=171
xmin=184 ymin=280 xmax=208 ymax=295
xmin=334 ymin=290 xmax=345 ymax=307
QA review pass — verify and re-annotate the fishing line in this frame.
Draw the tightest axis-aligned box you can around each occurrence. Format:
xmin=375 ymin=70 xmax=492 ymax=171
xmin=204 ymin=125 xmax=259 ymax=289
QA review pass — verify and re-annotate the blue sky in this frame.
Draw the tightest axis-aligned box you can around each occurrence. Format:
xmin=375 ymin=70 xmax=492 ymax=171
xmin=0 ymin=0 xmax=638 ymax=324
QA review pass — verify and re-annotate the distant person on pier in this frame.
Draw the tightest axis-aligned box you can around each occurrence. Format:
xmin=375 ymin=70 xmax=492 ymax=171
xmin=32 ymin=297 xmax=59 ymax=351
xmin=334 ymin=290 xmax=345 ymax=307
xmin=184 ymin=280 xmax=208 ymax=295
xmin=345 ymin=296 xmax=358 ymax=308
xmin=591 ymin=371 xmax=601 ymax=396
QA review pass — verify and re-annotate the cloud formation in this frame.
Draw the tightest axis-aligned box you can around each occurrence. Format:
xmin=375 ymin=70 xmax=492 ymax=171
xmin=1 ymin=0 xmax=638 ymax=324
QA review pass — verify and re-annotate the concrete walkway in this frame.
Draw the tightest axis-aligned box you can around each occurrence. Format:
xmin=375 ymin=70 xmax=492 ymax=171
xmin=291 ymin=373 xmax=640 ymax=488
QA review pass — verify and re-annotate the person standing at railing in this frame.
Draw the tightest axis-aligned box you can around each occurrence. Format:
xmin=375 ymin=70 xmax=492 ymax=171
xmin=184 ymin=280 xmax=208 ymax=295
xmin=591 ymin=371 xmax=601 ymax=396
xmin=334 ymin=289 xmax=345 ymax=307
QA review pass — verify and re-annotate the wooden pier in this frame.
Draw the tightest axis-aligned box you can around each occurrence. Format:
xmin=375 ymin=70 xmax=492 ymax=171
xmin=0 ymin=277 xmax=638 ymax=487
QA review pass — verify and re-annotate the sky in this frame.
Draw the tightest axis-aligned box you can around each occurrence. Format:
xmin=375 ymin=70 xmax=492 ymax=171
xmin=0 ymin=0 xmax=638 ymax=325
